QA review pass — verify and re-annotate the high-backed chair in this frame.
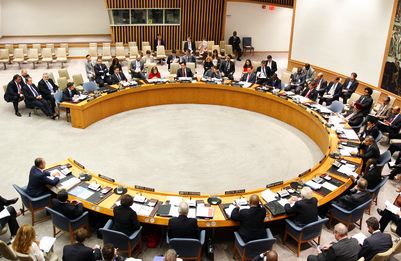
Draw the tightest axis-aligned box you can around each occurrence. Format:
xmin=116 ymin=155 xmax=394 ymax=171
xmin=115 ymin=42 xmax=124 ymax=47
xmin=219 ymin=40 xmax=226 ymax=52
xmin=129 ymin=46 xmax=139 ymax=59
xmin=72 ymin=74 xmax=84 ymax=91
xmin=207 ymin=41 xmax=214 ymax=51
xmin=0 ymin=224 xmax=7 ymax=235
xmin=142 ymin=45 xmax=152 ymax=54
xmin=60 ymin=43 xmax=69 ymax=56
xmin=234 ymin=228 xmax=276 ymax=261
xmin=12 ymin=184 xmax=51 ymax=225
xmin=88 ymin=46 xmax=98 ymax=58
xmin=156 ymin=46 xmax=167 ymax=61
xmin=56 ymin=48 xmax=68 ymax=68
xmin=13 ymin=48 xmax=25 ymax=69
xmin=328 ymin=101 xmax=345 ymax=113
xmin=31 ymin=44 xmax=42 ymax=58
xmin=347 ymin=92 xmax=361 ymax=106
xmin=103 ymin=42 xmax=111 ymax=48
xmin=16 ymin=251 xmax=58 ymax=261
xmin=375 ymin=131 xmax=383 ymax=143
xmin=167 ymin=230 xmax=206 ymax=261
xmin=187 ymin=62 xmax=196 ymax=76
xmin=45 ymin=207 xmax=89 ymax=243
xmin=328 ymin=199 xmax=372 ymax=229
xmin=83 ymin=81 xmax=98 ymax=93
xmin=142 ymin=41 xmax=150 ymax=47
xmin=58 ymin=68 xmax=70 ymax=80
xmin=252 ymin=61 xmax=261 ymax=71
xmin=212 ymin=45 xmax=220 ymax=54
xmin=281 ymin=71 xmax=292 ymax=86
xmin=41 ymin=48 xmax=54 ymax=69
xmin=0 ymin=240 xmax=18 ymax=260
xmin=5 ymin=44 xmax=14 ymax=59
xmin=27 ymin=49 xmax=39 ymax=69
xmin=99 ymin=219 xmax=142 ymax=257
xmin=102 ymin=46 xmax=112 ymax=62
xmin=0 ymin=49 xmax=10 ymax=69
xmin=367 ymin=239 xmax=401 ymax=261
xmin=128 ymin=41 xmax=137 ymax=48
xmin=18 ymin=44 xmax=28 ymax=58
xmin=115 ymin=46 xmax=126 ymax=61
xmin=283 ymin=217 xmax=328 ymax=257
xmin=57 ymin=77 xmax=68 ymax=91
xmin=367 ymin=176 xmax=388 ymax=214
xmin=45 ymin=43 xmax=55 ymax=57
xmin=377 ymin=151 xmax=391 ymax=169
xmin=371 ymin=90 xmax=381 ymax=108
xmin=89 ymin=43 xmax=97 ymax=48
xmin=225 ymin=45 xmax=233 ymax=56
xmin=145 ymin=63 xmax=156 ymax=75
xmin=243 ymin=37 xmax=255 ymax=55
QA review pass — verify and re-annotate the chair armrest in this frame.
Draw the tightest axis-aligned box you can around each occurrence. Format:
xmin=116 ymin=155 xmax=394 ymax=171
xmin=31 ymin=193 xmax=52 ymax=202
xmin=70 ymin=211 xmax=88 ymax=223
xmin=166 ymin=232 xmax=170 ymax=244
xmin=234 ymin=232 xmax=245 ymax=247
xmin=285 ymin=219 xmax=303 ymax=232
xmin=103 ymin=219 xmax=113 ymax=230
xmin=129 ymin=226 xmax=142 ymax=241
xmin=331 ymin=204 xmax=352 ymax=214
xmin=199 ymin=230 xmax=206 ymax=245
xmin=390 ymin=139 xmax=401 ymax=145
xmin=266 ymin=228 xmax=273 ymax=239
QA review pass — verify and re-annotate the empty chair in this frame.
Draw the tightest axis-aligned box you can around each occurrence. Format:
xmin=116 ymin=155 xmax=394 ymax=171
xmin=377 ymin=151 xmax=391 ymax=169
xmin=41 ymin=48 xmax=54 ymax=68
xmin=88 ymin=46 xmax=98 ymax=58
xmin=45 ymin=43 xmax=55 ymax=56
xmin=234 ymin=228 xmax=276 ymax=261
xmin=281 ymin=71 xmax=292 ymax=86
xmin=102 ymin=46 xmax=112 ymax=61
xmin=367 ymin=176 xmax=388 ymax=213
xmin=207 ymin=41 xmax=214 ymax=51
xmin=169 ymin=63 xmax=179 ymax=76
xmin=156 ymin=45 xmax=167 ymax=60
xmin=225 ymin=44 xmax=233 ymax=56
xmin=328 ymin=199 xmax=372 ymax=229
xmin=243 ymin=37 xmax=255 ymax=55
xmin=115 ymin=46 xmax=126 ymax=61
xmin=328 ymin=101 xmax=345 ymax=113
xmin=83 ymin=81 xmax=98 ymax=93
xmin=219 ymin=40 xmax=226 ymax=51
xmin=115 ymin=42 xmax=124 ymax=47
xmin=18 ymin=44 xmax=28 ymax=58
xmin=128 ymin=41 xmax=137 ymax=48
xmin=283 ymin=217 xmax=328 ymax=257
xmin=0 ymin=49 xmax=10 ymax=69
xmin=57 ymin=77 xmax=68 ymax=91
xmin=129 ymin=46 xmax=139 ymax=59
xmin=89 ymin=42 xmax=97 ymax=48
xmin=212 ymin=45 xmax=220 ymax=54
xmin=167 ymin=230 xmax=206 ymax=261
xmin=27 ymin=49 xmax=39 ymax=69
xmin=13 ymin=48 xmax=25 ymax=69
xmin=31 ymin=43 xmax=42 ymax=57
xmin=12 ymin=184 xmax=51 ymax=225
xmin=58 ymin=68 xmax=70 ymax=80
xmin=0 ymin=240 xmax=18 ymax=260
xmin=99 ymin=219 xmax=142 ymax=257
xmin=5 ymin=44 xmax=14 ymax=59
xmin=60 ymin=43 xmax=69 ymax=56
xmin=252 ymin=61 xmax=261 ymax=71
xmin=187 ymin=62 xmax=196 ymax=75
xmin=56 ymin=48 xmax=67 ymax=68
xmin=142 ymin=41 xmax=150 ymax=47
xmin=72 ymin=74 xmax=84 ymax=91
xmin=103 ymin=42 xmax=111 ymax=48
xmin=142 ymin=45 xmax=152 ymax=54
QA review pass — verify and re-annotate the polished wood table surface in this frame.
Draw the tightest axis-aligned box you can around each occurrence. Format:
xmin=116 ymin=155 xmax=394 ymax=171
xmin=56 ymin=82 xmax=362 ymax=227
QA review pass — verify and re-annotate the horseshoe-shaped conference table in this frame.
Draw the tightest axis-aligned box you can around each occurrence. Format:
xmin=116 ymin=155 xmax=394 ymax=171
xmin=54 ymin=82 xmax=361 ymax=227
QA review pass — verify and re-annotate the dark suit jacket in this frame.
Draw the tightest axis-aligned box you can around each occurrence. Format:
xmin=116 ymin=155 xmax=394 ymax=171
xmin=359 ymin=142 xmax=380 ymax=162
xmin=94 ymin=64 xmax=109 ymax=82
xmin=290 ymin=72 xmax=306 ymax=86
xmin=154 ymin=39 xmax=166 ymax=51
xmin=363 ymin=165 xmax=382 ymax=190
xmin=26 ymin=166 xmax=59 ymax=197
xmin=285 ymin=197 xmax=318 ymax=226
xmin=177 ymin=68 xmax=194 ymax=78
xmin=220 ymin=61 xmax=235 ymax=76
xmin=231 ymin=206 xmax=267 ymax=242
xmin=355 ymin=95 xmax=373 ymax=116
xmin=168 ymin=215 xmax=200 ymax=239
xmin=22 ymin=84 xmax=41 ymax=107
xmin=347 ymin=111 xmax=365 ymax=127
xmin=311 ymin=237 xmax=360 ymax=261
xmin=38 ymin=79 xmax=58 ymax=101
xmin=386 ymin=114 xmax=401 ymax=130
xmin=184 ymin=41 xmax=196 ymax=52
xmin=110 ymin=72 xmax=127 ymax=84
xmin=358 ymin=232 xmax=392 ymax=261
xmin=62 ymin=243 xmax=101 ymax=261
xmin=266 ymin=60 xmax=277 ymax=76
xmin=324 ymin=82 xmax=343 ymax=100
xmin=359 ymin=125 xmax=379 ymax=141
xmin=266 ymin=78 xmax=282 ymax=89
xmin=204 ymin=69 xmax=222 ymax=79
xmin=335 ymin=190 xmax=371 ymax=210
xmin=167 ymin=55 xmax=179 ymax=68
xmin=0 ymin=196 xmax=15 ymax=212
xmin=4 ymin=80 xmax=22 ymax=102
xmin=240 ymin=72 xmax=257 ymax=83
xmin=109 ymin=63 xmax=122 ymax=75
xmin=51 ymin=199 xmax=84 ymax=220
xmin=62 ymin=88 xmax=80 ymax=102
xmin=343 ymin=78 xmax=359 ymax=94
xmin=301 ymin=88 xmax=318 ymax=101
xmin=315 ymin=78 xmax=328 ymax=92
xmin=256 ymin=65 xmax=272 ymax=79
xmin=112 ymin=205 xmax=140 ymax=236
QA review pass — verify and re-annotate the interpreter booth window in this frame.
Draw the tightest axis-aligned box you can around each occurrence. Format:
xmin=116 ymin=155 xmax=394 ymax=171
xmin=111 ymin=10 xmax=130 ymax=25
xmin=131 ymin=9 xmax=147 ymax=24
xmin=165 ymin=9 xmax=180 ymax=24
xmin=147 ymin=9 xmax=164 ymax=24
xmin=109 ymin=8 xmax=181 ymax=25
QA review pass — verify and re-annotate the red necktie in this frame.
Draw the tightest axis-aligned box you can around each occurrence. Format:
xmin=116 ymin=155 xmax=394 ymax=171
xmin=306 ymin=90 xmax=312 ymax=98
xmin=246 ymin=74 xmax=250 ymax=82
xmin=183 ymin=69 xmax=186 ymax=77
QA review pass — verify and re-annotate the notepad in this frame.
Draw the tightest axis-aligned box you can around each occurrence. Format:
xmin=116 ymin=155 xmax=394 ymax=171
xmin=321 ymin=182 xmax=338 ymax=191
xmin=39 ymin=236 xmax=56 ymax=253
xmin=305 ymin=180 xmax=322 ymax=190
xmin=385 ymin=200 xmax=400 ymax=215
xmin=196 ymin=205 xmax=214 ymax=218
xmin=60 ymin=177 xmax=80 ymax=191
xmin=134 ymin=194 xmax=147 ymax=204
xmin=262 ymin=189 xmax=277 ymax=203
xmin=352 ymin=232 xmax=367 ymax=245
xmin=188 ymin=208 xmax=196 ymax=218
xmin=0 ymin=208 xmax=10 ymax=219
xmin=224 ymin=204 xmax=236 ymax=218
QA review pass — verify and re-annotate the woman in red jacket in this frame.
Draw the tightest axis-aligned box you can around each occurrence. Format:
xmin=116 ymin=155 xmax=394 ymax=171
xmin=148 ymin=66 xmax=161 ymax=79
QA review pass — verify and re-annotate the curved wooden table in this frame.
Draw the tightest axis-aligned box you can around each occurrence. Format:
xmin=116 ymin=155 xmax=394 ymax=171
xmin=56 ymin=82 xmax=361 ymax=227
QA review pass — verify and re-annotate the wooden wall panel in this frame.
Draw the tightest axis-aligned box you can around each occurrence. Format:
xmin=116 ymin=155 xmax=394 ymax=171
xmin=105 ymin=0 xmax=226 ymax=50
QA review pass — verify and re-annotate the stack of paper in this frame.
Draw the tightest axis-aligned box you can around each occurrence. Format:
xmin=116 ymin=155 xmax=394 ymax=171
xmin=321 ymin=182 xmax=338 ymax=191
xmin=133 ymin=194 xmax=147 ymax=203
xmin=305 ymin=180 xmax=322 ymax=190
xmin=342 ymin=129 xmax=360 ymax=140
xmin=196 ymin=204 xmax=215 ymax=218
xmin=49 ymin=169 xmax=66 ymax=180
xmin=337 ymin=165 xmax=358 ymax=179
xmin=59 ymin=177 xmax=80 ymax=191
xmin=186 ymin=199 xmax=197 ymax=208
xmin=234 ymin=198 xmax=248 ymax=206
xmin=385 ymin=200 xmax=400 ymax=215
xmin=169 ymin=205 xmax=179 ymax=217
xmin=352 ymin=232 xmax=367 ymax=245
xmin=0 ymin=208 xmax=10 ymax=219
xmin=138 ymin=206 xmax=154 ymax=217
xmin=188 ymin=208 xmax=196 ymax=218
xmin=262 ymin=189 xmax=277 ymax=203
xmin=340 ymin=146 xmax=358 ymax=156
xmin=130 ymin=203 xmax=143 ymax=213
xmin=167 ymin=196 xmax=183 ymax=206
xmin=277 ymin=198 xmax=289 ymax=207
xmin=39 ymin=236 xmax=56 ymax=253
xmin=69 ymin=186 xmax=94 ymax=200
xmin=224 ymin=204 xmax=236 ymax=217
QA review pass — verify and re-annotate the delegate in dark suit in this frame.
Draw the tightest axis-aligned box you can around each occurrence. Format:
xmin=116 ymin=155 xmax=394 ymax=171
xmin=62 ymin=88 xmax=79 ymax=102
xmin=301 ymin=87 xmax=319 ymax=101
xmin=266 ymin=76 xmax=282 ymax=89
xmin=362 ymin=164 xmax=382 ymax=190
xmin=342 ymin=78 xmax=359 ymax=104
xmin=334 ymin=190 xmax=371 ymax=211
xmin=168 ymin=215 xmax=200 ymax=239
xmin=0 ymin=196 xmax=19 ymax=236
xmin=112 ymin=205 xmax=140 ymax=236
xmin=307 ymin=237 xmax=360 ymax=261
xmin=22 ymin=84 xmax=53 ymax=116
xmin=319 ymin=81 xmax=343 ymax=105
xmin=285 ymin=197 xmax=318 ymax=226
xmin=38 ymin=78 xmax=58 ymax=113
xmin=94 ymin=63 xmax=111 ymax=87
xmin=130 ymin=59 xmax=146 ymax=79
xmin=219 ymin=60 xmax=235 ymax=80
xmin=358 ymin=231 xmax=392 ymax=261
xmin=176 ymin=67 xmax=194 ymax=78
xmin=266 ymin=60 xmax=277 ymax=77
xmin=359 ymin=124 xmax=380 ymax=141
xmin=315 ymin=77 xmax=328 ymax=97
xmin=183 ymin=41 xmax=196 ymax=53
xmin=358 ymin=142 xmax=380 ymax=168
xmin=110 ymin=72 xmax=127 ymax=84
xmin=26 ymin=166 xmax=59 ymax=197
xmin=51 ymin=198 xmax=84 ymax=220
xmin=355 ymin=94 xmax=373 ymax=116
xmin=345 ymin=110 xmax=365 ymax=128
xmin=240 ymin=72 xmax=257 ymax=83
xmin=62 ymin=243 xmax=101 ymax=261
xmin=378 ymin=113 xmax=401 ymax=139
xmin=256 ymin=65 xmax=272 ymax=84
xmin=231 ymin=206 xmax=267 ymax=242
xmin=4 ymin=79 xmax=24 ymax=114
xmin=154 ymin=38 xmax=166 ymax=51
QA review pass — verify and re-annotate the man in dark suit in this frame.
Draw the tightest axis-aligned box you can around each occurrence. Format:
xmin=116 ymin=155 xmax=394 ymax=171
xmin=19 ymin=69 xmax=30 ymax=86
xmin=240 ymin=68 xmax=257 ymax=83
xmin=357 ymin=136 xmax=380 ymax=172
xmin=266 ymin=55 xmax=277 ymax=77
xmin=167 ymin=50 xmax=180 ymax=69
xmin=183 ymin=36 xmax=196 ymax=53
xmin=113 ymin=194 xmax=140 ymax=236
xmin=176 ymin=62 xmax=194 ymax=78
xmin=94 ymin=58 xmax=111 ymax=87
xmin=110 ymin=68 xmax=127 ymax=85
xmin=180 ymin=50 xmax=196 ymax=64
xmin=318 ymin=77 xmax=342 ymax=105
xmin=353 ymin=87 xmax=374 ymax=116
xmin=378 ymin=106 xmax=401 ymax=139
xmin=377 ymin=199 xmax=401 ymax=237
xmin=285 ymin=68 xmax=306 ymax=94
xmin=204 ymin=66 xmax=222 ymax=79
xmin=341 ymin=72 xmax=359 ymax=104
xmin=256 ymin=60 xmax=271 ymax=85
xmin=154 ymin=33 xmax=165 ymax=51
xmin=62 ymin=82 xmax=80 ymax=102
xmin=100 ymin=243 xmax=124 ymax=261
xmin=22 ymin=77 xmax=54 ymax=118
xmin=285 ymin=187 xmax=318 ymax=226
xmin=168 ymin=202 xmax=199 ymax=239
xmin=332 ymin=178 xmax=371 ymax=211
xmin=51 ymin=189 xmax=84 ymax=220
xmin=266 ymin=73 xmax=281 ymax=89
xmin=362 ymin=163 xmax=382 ymax=190
xmin=62 ymin=228 xmax=101 ymax=261
xmin=4 ymin=74 xmax=24 ymax=116
xmin=229 ymin=31 xmax=242 ymax=61
xmin=301 ymin=80 xmax=319 ymax=101
xmin=0 ymin=196 xmax=20 ymax=238
xmin=358 ymin=217 xmax=392 ymax=261
xmin=26 ymin=158 xmax=60 ymax=197
xmin=344 ymin=104 xmax=365 ymax=129
xmin=307 ymin=223 xmax=360 ymax=261
xmin=231 ymin=195 xmax=267 ymax=243
xmin=220 ymin=55 xmax=235 ymax=80
xmin=130 ymin=55 xmax=146 ymax=79
xmin=38 ymin=73 xmax=58 ymax=114
xmin=314 ymin=72 xmax=328 ymax=98
xmin=359 ymin=118 xmax=380 ymax=141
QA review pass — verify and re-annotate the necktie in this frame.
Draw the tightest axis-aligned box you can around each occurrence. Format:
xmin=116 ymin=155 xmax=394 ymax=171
xmin=117 ymin=74 xmax=121 ymax=81
xmin=17 ymin=84 xmax=21 ymax=94
xmin=30 ymin=85 xmax=38 ymax=97
xmin=391 ymin=114 xmax=399 ymax=124
xmin=246 ymin=74 xmax=250 ymax=82
xmin=306 ymin=90 xmax=312 ymax=98
xmin=46 ymin=81 xmax=53 ymax=94
xmin=183 ymin=69 xmax=186 ymax=77
xmin=262 ymin=67 xmax=266 ymax=77
xmin=227 ymin=62 xmax=230 ymax=71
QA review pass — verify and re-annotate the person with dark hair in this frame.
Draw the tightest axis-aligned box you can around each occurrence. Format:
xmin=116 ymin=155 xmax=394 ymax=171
xmin=331 ymin=178 xmax=371 ymax=211
xmin=183 ymin=36 xmax=195 ymax=53
xmin=85 ymin=54 xmax=95 ymax=81
xmin=344 ymin=103 xmax=365 ymax=130
xmin=167 ymin=50 xmax=179 ymax=69
xmin=100 ymin=243 xmax=124 ymax=261
xmin=180 ymin=50 xmax=196 ymax=64
xmin=148 ymin=66 xmax=161 ymax=79
xmin=378 ymin=106 xmax=401 ymax=139
xmin=356 ymin=136 xmax=380 ymax=172
xmin=51 ymin=189 xmax=84 ymax=220
xmin=110 ymin=67 xmax=127 ymax=84
xmin=62 ymin=228 xmax=101 ymax=261
xmin=0 ymin=196 xmax=20 ymax=238
xmin=266 ymin=73 xmax=281 ymax=89
xmin=38 ymin=73 xmax=59 ymax=114
xmin=371 ymin=96 xmax=391 ymax=120
xmin=177 ymin=62 xmax=193 ymax=78
xmin=266 ymin=55 xmax=277 ymax=77
xmin=62 ymin=82 xmax=80 ymax=102
xmin=240 ymin=67 xmax=257 ymax=83
xmin=256 ymin=60 xmax=271 ymax=85
xmin=112 ymin=194 xmax=140 ymax=235
xmin=303 ymin=63 xmax=316 ymax=83
xmin=352 ymin=87 xmax=373 ymax=116
xmin=242 ymin=59 xmax=253 ymax=73
xmin=361 ymin=162 xmax=383 ymax=190
xmin=22 ymin=77 xmax=56 ymax=118
xmin=4 ymin=74 xmax=24 ymax=116
xmin=360 ymin=118 xmax=379 ymax=141
xmin=130 ymin=55 xmax=146 ymax=80
xmin=301 ymin=80 xmax=319 ymax=101
xmin=204 ymin=66 xmax=222 ymax=79
xmin=285 ymin=67 xmax=306 ymax=94
xmin=154 ymin=33 xmax=165 ymax=51
xmin=109 ymin=58 xmax=122 ymax=75
xmin=358 ymin=217 xmax=392 ymax=261
xmin=253 ymin=250 xmax=278 ymax=261
xmin=220 ymin=55 xmax=235 ymax=80
xmin=26 ymin=157 xmax=59 ymax=197
xmin=341 ymin=72 xmax=359 ymax=104
xmin=318 ymin=77 xmax=343 ymax=105
xmin=314 ymin=73 xmax=328 ymax=98
xmin=229 ymin=31 xmax=242 ymax=61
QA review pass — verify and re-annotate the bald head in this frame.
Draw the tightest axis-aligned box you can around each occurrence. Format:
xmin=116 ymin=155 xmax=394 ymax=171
xmin=21 ymin=69 xmax=28 ymax=76
xmin=317 ymin=72 xmax=324 ymax=78
xmin=334 ymin=223 xmax=348 ymax=238
xmin=249 ymin=194 xmax=260 ymax=206
xmin=265 ymin=250 xmax=278 ymax=261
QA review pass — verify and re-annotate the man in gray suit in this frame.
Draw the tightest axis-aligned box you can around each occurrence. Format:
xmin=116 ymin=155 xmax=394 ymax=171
xmin=130 ymin=55 xmax=145 ymax=80
xmin=307 ymin=223 xmax=360 ymax=261
xmin=85 ymin=54 xmax=95 ymax=81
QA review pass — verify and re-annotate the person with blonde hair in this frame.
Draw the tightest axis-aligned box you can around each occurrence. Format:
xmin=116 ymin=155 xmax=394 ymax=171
xmin=164 ymin=249 xmax=183 ymax=261
xmin=12 ymin=224 xmax=44 ymax=261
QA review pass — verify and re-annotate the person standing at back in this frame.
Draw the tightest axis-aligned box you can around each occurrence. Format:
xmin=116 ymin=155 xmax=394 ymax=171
xmin=229 ymin=31 xmax=242 ymax=61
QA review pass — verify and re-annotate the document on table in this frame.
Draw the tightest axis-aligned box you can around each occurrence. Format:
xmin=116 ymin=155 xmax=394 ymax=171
xmin=39 ymin=236 xmax=56 ymax=253
xmin=185 ymin=199 xmax=197 ymax=208
xmin=342 ymin=129 xmax=360 ymax=140
xmin=166 ymin=196 xmax=183 ymax=206
xmin=262 ymin=189 xmax=277 ymax=203
xmin=188 ymin=208 xmax=196 ymax=219
xmin=385 ymin=200 xmax=400 ymax=215
xmin=305 ymin=180 xmax=322 ymax=190
xmin=234 ymin=198 xmax=248 ymax=206
xmin=277 ymin=198 xmax=289 ymax=207
xmin=49 ymin=169 xmax=66 ymax=180
xmin=196 ymin=204 xmax=214 ymax=218
xmin=224 ymin=204 xmax=236 ymax=218
xmin=133 ymin=194 xmax=147 ymax=203
xmin=310 ymin=104 xmax=333 ymax=114
xmin=60 ymin=177 xmax=81 ymax=191
xmin=0 ymin=208 xmax=10 ymax=219
xmin=130 ymin=203 xmax=143 ymax=213
xmin=321 ymin=182 xmax=338 ymax=191
xmin=69 ymin=186 xmax=94 ymax=200
xmin=337 ymin=165 xmax=358 ymax=179
xmin=340 ymin=146 xmax=358 ymax=156
xmin=293 ymin=95 xmax=310 ymax=104
xmin=169 ymin=205 xmax=179 ymax=217
xmin=352 ymin=232 xmax=367 ymax=245
xmin=138 ymin=206 xmax=154 ymax=217
xmin=238 ymin=82 xmax=252 ymax=88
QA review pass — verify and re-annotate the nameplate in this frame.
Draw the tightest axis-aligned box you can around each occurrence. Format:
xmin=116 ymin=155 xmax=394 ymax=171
xmin=224 ymin=189 xmax=245 ymax=195
xmin=73 ymin=160 xmax=85 ymax=169
xmin=298 ymin=169 xmax=311 ymax=178
xmin=266 ymin=181 xmax=283 ymax=188
xmin=179 ymin=191 xmax=201 ymax=196
xmin=98 ymin=174 xmax=115 ymax=183
xmin=135 ymin=185 xmax=155 ymax=192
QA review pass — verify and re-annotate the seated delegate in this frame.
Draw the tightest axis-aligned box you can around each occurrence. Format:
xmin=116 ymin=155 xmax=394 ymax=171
xmin=26 ymin=157 xmax=59 ymax=197
xmin=168 ymin=201 xmax=199 ymax=239
xmin=112 ymin=194 xmax=140 ymax=236
xmin=51 ymin=189 xmax=84 ymax=220
xmin=284 ymin=187 xmax=318 ymax=226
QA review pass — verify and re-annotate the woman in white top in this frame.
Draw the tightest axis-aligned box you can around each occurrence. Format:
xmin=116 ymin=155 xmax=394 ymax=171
xmin=12 ymin=224 xmax=45 ymax=261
